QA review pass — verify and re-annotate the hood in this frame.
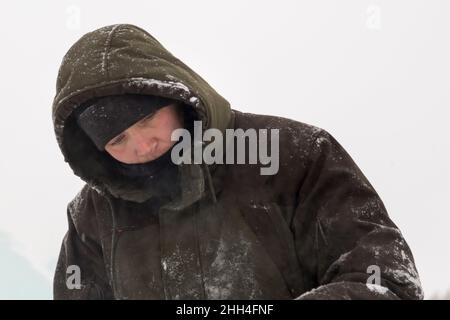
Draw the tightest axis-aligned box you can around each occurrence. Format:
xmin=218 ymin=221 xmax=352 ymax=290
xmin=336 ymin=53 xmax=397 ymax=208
xmin=52 ymin=24 xmax=232 ymax=203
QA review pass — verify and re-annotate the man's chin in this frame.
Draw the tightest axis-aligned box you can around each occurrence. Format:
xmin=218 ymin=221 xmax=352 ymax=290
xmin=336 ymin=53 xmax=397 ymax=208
xmin=137 ymin=153 xmax=165 ymax=164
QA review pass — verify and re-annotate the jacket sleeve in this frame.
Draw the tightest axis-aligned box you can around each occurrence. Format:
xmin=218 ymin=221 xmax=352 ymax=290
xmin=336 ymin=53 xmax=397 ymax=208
xmin=53 ymin=185 xmax=114 ymax=300
xmin=293 ymin=129 xmax=424 ymax=300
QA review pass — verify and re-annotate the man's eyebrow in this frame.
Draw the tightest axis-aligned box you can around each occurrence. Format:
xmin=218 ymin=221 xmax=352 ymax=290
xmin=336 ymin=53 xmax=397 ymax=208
xmin=141 ymin=112 xmax=156 ymax=121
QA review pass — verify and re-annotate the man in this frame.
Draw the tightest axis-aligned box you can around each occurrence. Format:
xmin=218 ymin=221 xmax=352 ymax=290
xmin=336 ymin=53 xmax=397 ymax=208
xmin=52 ymin=24 xmax=424 ymax=299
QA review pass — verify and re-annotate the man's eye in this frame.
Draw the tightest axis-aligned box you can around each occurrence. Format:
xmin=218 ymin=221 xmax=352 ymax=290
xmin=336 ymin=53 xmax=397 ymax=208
xmin=111 ymin=135 xmax=125 ymax=145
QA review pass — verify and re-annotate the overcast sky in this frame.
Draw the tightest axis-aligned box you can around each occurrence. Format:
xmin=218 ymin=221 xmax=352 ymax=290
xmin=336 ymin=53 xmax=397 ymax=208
xmin=0 ymin=0 xmax=448 ymax=299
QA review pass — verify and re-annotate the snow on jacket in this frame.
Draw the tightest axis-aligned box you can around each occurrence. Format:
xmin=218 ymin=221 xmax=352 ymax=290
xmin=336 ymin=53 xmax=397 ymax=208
xmin=52 ymin=24 xmax=424 ymax=300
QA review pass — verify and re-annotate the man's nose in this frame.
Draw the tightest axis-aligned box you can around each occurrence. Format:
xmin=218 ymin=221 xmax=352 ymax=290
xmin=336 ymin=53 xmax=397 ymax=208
xmin=134 ymin=135 xmax=157 ymax=157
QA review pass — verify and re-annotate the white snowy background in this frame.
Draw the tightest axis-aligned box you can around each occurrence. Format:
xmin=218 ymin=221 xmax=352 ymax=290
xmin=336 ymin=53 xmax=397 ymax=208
xmin=0 ymin=0 xmax=448 ymax=299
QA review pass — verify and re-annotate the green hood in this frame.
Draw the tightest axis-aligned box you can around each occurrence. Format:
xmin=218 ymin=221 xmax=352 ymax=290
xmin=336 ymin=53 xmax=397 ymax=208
xmin=52 ymin=24 xmax=232 ymax=202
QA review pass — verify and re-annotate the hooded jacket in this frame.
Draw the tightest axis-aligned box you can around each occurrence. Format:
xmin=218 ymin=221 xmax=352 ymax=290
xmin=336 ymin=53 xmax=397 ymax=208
xmin=52 ymin=24 xmax=424 ymax=300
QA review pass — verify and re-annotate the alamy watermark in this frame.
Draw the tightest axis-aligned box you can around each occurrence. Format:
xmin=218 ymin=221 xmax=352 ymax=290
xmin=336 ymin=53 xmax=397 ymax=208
xmin=366 ymin=4 xmax=382 ymax=30
xmin=66 ymin=265 xmax=81 ymax=290
xmin=366 ymin=264 xmax=381 ymax=286
xmin=66 ymin=5 xmax=81 ymax=31
xmin=170 ymin=121 xmax=280 ymax=175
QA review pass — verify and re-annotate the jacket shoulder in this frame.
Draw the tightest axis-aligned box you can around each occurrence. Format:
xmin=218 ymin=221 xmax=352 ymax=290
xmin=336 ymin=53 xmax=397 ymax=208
xmin=233 ymin=109 xmax=323 ymax=138
xmin=232 ymin=109 xmax=327 ymax=162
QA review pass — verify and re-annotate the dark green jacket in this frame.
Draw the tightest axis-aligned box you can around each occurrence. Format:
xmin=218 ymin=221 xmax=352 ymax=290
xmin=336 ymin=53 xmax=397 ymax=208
xmin=52 ymin=24 xmax=424 ymax=299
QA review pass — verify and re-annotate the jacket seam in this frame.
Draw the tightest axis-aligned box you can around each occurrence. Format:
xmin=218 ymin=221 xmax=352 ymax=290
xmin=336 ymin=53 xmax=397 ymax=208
xmin=101 ymin=25 xmax=121 ymax=77
xmin=194 ymin=202 xmax=208 ymax=299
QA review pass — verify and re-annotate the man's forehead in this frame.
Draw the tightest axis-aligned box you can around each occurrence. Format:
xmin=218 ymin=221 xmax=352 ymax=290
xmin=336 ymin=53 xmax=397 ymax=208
xmin=75 ymin=94 xmax=178 ymax=150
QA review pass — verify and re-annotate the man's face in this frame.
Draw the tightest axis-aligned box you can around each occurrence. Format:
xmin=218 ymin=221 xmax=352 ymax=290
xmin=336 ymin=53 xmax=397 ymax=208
xmin=104 ymin=103 xmax=183 ymax=164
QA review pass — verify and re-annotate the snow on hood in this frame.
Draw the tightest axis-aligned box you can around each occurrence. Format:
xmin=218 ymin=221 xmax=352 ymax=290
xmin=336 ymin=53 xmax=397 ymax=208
xmin=52 ymin=24 xmax=232 ymax=202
